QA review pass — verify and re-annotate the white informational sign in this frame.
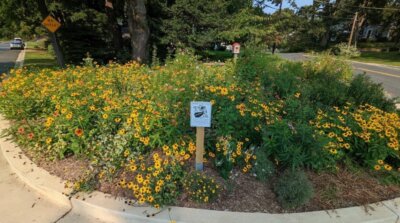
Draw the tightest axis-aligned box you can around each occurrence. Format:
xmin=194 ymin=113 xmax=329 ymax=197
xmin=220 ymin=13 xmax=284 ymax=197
xmin=190 ymin=101 xmax=212 ymax=127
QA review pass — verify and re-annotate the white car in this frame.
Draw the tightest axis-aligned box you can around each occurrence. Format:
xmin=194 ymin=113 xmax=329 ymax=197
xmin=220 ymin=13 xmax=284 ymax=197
xmin=10 ymin=38 xmax=25 ymax=50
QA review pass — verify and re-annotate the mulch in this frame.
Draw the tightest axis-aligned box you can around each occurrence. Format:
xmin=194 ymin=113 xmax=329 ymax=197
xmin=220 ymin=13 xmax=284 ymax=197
xmin=24 ymin=152 xmax=400 ymax=213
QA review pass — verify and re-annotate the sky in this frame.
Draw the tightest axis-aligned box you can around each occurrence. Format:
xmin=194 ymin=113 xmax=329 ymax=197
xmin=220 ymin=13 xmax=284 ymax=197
xmin=264 ymin=0 xmax=314 ymax=14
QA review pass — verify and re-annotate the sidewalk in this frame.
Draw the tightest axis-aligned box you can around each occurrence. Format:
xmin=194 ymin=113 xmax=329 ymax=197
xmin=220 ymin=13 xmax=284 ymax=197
xmin=0 ymin=145 xmax=68 ymax=223
xmin=0 ymin=121 xmax=110 ymax=223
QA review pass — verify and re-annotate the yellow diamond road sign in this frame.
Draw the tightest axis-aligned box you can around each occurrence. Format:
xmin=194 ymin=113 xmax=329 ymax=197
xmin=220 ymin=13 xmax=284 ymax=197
xmin=42 ymin=15 xmax=61 ymax=33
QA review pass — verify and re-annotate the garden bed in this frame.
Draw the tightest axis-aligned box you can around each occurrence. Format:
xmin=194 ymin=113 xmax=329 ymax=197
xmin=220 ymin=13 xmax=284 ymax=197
xmin=1 ymin=50 xmax=400 ymax=213
xmin=23 ymin=151 xmax=400 ymax=213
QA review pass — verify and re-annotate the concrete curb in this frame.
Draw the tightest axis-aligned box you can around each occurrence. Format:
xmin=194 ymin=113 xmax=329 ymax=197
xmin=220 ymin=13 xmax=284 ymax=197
xmin=14 ymin=43 xmax=26 ymax=69
xmin=1 ymin=116 xmax=400 ymax=223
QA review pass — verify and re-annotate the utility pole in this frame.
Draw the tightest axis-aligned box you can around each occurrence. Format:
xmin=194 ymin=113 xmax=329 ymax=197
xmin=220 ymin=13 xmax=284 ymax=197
xmin=272 ymin=0 xmax=283 ymax=54
xmin=348 ymin=12 xmax=358 ymax=47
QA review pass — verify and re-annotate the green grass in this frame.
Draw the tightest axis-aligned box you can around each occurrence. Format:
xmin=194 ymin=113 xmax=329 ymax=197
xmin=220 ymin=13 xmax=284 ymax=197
xmin=25 ymin=39 xmax=48 ymax=50
xmin=351 ymin=52 xmax=400 ymax=67
xmin=357 ymin=42 xmax=397 ymax=49
xmin=24 ymin=49 xmax=58 ymax=69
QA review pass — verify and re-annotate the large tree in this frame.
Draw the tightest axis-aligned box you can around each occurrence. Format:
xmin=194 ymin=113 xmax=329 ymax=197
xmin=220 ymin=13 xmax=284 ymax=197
xmin=127 ymin=0 xmax=150 ymax=63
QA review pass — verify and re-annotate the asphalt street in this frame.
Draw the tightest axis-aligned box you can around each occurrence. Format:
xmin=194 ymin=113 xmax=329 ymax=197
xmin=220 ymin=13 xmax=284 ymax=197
xmin=279 ymin=53 xmax=400 ymax=99
xmin=0 ymin=41 xmax=21 ymax=75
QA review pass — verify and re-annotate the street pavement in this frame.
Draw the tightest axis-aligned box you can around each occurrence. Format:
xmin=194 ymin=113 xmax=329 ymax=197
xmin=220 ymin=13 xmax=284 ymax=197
xmin=279 ymin=53 xmax=400 ymax=99
xmin=0 ymin=41 xmax=21 ymax=75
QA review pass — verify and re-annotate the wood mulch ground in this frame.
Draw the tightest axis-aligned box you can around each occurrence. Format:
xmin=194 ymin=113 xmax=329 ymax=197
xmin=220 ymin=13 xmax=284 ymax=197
xmin=25 ymin=151 xmax=400 ymax=214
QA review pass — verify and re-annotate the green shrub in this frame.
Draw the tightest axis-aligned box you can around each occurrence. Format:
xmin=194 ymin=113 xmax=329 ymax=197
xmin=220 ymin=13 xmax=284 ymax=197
xmin=262 ymin=120 xmax=334 ymax=170
xmin=253 ymin=149 xmax=276 ymax=182
xmin=347 ymin=74 xmax=396 ymax=111
xmin=274 ymin=169 xmax=314 ymax=209
xmin=303 ymin=77 xmax=349 ymax=107
xmin=235 ymin=48 xmax=280 ymax=82
xmin=303 ymin=54 xmax=353 ymax=82
xmin=330 ymin=43 xmax=360 ymax=58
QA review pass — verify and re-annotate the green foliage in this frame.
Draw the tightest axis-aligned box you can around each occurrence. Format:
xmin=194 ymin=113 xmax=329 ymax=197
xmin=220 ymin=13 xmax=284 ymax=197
xmin=274 ymin=169 xmax=314 ymax=209
xmin=161 ymin=0 xmax=229 ymax=49
xmin=198 ymin=50 xmax=232 ymax=62
xmin=330 ymin=43 xmax=360 ymax=58
xmin=262 ymin=120 xmax=335 ymax=170
xmin=303 ymin=54 xmax=353 ymax=82
xmin=347 ymin=74 xmax=396 ymax=111
xmin=253 ymin=149 xmax=276 ymax=182
xmin=183 ymin=172 xmax=220 ymax=203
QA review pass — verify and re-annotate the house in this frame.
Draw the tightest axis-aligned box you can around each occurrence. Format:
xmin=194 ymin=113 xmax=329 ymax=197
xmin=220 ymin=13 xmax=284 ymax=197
xmin=359 ymin=24 xmax=395 ymax=41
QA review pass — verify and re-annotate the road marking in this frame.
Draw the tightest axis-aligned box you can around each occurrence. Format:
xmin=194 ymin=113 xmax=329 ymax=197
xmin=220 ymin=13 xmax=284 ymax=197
xmin=355 ymin=67 xmax=400 ymax=79
xmin=302 ymin=54 xmax=400 ymax=71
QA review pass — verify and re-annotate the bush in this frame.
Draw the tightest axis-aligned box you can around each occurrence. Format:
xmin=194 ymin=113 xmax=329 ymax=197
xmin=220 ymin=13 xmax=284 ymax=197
xmin=253 ymin=149 xmax=276 ymax=182
xmin=262 ymin=120 xmax=335 ymax=170
xmin=303 ymin=54 xmax=353 ymax=82
xmin=274 ymin=169 xmax=314 ymax=209
xmin=347 ymin=74 xmax=396 ymax=111
xmin=330 ymin=43 xmax=360 ymax=58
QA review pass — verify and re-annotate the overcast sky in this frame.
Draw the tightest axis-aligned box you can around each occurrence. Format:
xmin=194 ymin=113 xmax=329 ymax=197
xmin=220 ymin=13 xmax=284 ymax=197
xmin=264 ymin=0 xmax=314 ymax=13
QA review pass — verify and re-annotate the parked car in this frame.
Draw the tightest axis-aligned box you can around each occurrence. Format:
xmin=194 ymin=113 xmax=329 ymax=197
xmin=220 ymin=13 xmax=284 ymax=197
xmin=9 ymin=38 xmax=25 ymax=50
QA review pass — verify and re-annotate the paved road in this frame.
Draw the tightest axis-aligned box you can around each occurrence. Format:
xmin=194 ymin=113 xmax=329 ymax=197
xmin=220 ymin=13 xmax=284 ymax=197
xmin=0 ymin=41 xmax=21 ymax=75
xmin=279 ymin=53 xmax=400 ymax=99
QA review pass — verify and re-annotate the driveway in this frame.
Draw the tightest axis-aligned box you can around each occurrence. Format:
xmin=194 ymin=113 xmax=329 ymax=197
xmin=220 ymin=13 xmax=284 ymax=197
xmin=279 ymin=53 xmax=400 ymax=99
xmin=0 ymin=41 xmax=21 ymax=74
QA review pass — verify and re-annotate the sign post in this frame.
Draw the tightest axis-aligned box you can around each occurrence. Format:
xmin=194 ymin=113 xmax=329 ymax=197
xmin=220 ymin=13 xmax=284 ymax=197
xmin=190 ymin=101 xmax=212 ymax=171
xmin=41 ymin=15 xmax=65 ymax=68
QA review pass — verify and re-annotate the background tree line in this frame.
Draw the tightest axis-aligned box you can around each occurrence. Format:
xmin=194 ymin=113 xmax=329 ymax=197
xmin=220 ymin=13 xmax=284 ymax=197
xmin=0 ymin=0 xmax=399 ymax=64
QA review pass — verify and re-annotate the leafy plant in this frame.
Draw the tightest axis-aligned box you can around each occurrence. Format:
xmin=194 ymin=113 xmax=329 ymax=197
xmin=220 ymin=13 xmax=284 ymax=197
xmin=253 ymin=149 xmax=276 ymax=182
xmin=183 ymin=172 xmax=219 ymax=203
xmin=347 ymin=74 xmax=397 ymax=111
xmin=330 ymin=43 xmax=360 ymax=58
xmin=274 ymin=169 xmax=314 ymax=209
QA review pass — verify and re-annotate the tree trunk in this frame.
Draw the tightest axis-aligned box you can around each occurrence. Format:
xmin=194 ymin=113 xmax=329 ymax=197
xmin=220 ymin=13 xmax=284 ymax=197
xmin=320 ymin=32 xmax=330 ymax=48
xmin=105 ymin=0 xmax=123 ymax=52
xmin=127 ymin=0 xmax=150 ymax=63
xmin=37 ymin=0 xmax=65 ymax=67
xmin=272 ymin=1 xmax=283 ymax=54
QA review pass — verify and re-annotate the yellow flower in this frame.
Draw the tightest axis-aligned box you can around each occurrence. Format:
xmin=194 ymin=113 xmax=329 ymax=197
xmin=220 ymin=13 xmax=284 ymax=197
xmin=114 ymin=117 xmax=121 ymax=123
xmin=66 ymin=113 xmax=73 ymax=120
xmin=384 ymin=164 xmax=392 ymax=171
xmin=45 ymin=138 xmax=52 ymax=144
xmin=220 ymin=88 xmax=228 ymax=95
xmin=294 ymin=92 xmax=301 ymax=98
xmin=102 ymin=113 xmax=109 ymax=119
xmin=377 ymin=160 xmax=384 ymax=165
xmin=127 ymin=118 xmax=133 ymax=124
xmin=374 ymin=165 xmax=381 ymax=171
xmin=118 ymin=129 xmax=126 ymax=135
xmin=329 ymin=148 xmax=338 ymax=155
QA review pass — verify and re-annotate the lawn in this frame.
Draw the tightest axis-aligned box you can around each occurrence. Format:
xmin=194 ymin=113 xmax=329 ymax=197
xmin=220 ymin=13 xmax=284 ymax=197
xmin=23 ymin=49 xmax=58 ymax=69
xmin=352 ymin=52 xmax=400 ymax=67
